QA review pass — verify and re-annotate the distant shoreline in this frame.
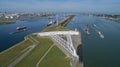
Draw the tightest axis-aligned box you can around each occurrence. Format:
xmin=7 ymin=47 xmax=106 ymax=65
xmin=0 ymin=21 xmax=15 ymax=25
xmin=86 ymin=14 xmax=120 ymax=22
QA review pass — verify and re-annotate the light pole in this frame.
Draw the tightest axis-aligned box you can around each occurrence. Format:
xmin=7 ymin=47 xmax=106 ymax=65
xmin=56 ymin=15 xmax=59 ymax=31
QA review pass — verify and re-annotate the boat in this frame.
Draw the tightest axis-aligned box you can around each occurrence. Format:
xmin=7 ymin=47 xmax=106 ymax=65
xmin=16 ymin=26 xmax=27 ymax=31
xmin=47 ymin=21 xmax=53 ymax=26
xmin=47 ymin=15 xmax=58 ymax=26
xmin=47 ymin=20 xmax=56 ymax=26
xmin=85 ymin=24 xmax=90 ymax=35
xmin=10 ymin=26 xmax=27 ymax=34
xmin=93 ymin=24 xmax=96 ymax=27
xmin=98 ymin=31 xmax=104 ymax=38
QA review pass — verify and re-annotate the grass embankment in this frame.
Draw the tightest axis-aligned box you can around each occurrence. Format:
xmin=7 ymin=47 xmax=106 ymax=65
xmin=0 ymin=40 xmax=33 ymax=67
xmin=15 ymin=37 xmax=53 ymax=67
xmin=15 ymin=36 xmax=70 ymax=67
xmin=42 ymin=25 xmax=69 ymax=32
xmin=39 ymin=46 xmax=71 ymax=67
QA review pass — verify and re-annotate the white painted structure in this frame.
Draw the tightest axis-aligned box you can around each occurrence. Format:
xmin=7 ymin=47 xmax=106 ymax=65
xmin=37 ymin=31 xmax=79 ymax=58
xmin=38 ymin=31 xmax=79 ymax=36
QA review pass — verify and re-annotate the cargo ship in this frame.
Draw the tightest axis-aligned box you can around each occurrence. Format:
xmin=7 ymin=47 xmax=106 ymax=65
xmin=47 ymin=15 xmax=58 ymax=26
xmin=47 ymin=20 xmax=56 ymax=26
xmin=16 ymin=26 xmax=27 ymax=31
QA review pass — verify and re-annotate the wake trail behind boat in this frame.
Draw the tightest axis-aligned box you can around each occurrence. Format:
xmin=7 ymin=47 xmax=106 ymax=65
xmin=9 ymin=29 xmax=27 ymax=34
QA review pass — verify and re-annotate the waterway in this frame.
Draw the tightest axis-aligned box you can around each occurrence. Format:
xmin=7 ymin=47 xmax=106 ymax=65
xmin=0 ymin=13 xmax=120 ymax=67
xmin=66 ymin=14 xmax=120 ymax=67
xmin=0 ymin=13 xmax=65 ymax=51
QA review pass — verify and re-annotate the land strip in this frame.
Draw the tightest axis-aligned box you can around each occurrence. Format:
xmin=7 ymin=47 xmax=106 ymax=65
xmin=0 ymin=22 xmax=15 ymax=25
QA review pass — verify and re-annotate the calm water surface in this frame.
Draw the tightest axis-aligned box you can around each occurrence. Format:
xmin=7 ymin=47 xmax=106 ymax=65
xmin=66 ymin=14 xmax=120 ymax=67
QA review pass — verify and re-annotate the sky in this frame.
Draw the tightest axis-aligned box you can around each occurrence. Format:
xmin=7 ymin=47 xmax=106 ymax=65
xmin=0 ymin=0 xmax=120 ymax=14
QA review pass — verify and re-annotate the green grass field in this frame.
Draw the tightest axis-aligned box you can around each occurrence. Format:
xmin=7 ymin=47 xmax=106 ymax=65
xmin=15 ymin=37 xmax=53 ymax=67
xmin=0 ymin=40 xmax=33 ymax=67
xmin=43 ymin=25 xmax=69 ymax=32
xmin=39 ymin=46 xmax=71 ymax=67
